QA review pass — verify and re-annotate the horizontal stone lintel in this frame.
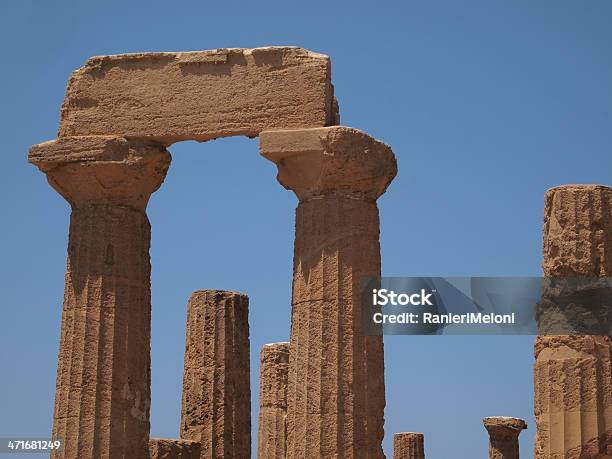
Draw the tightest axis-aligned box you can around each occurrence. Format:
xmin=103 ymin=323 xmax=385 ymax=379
xmin=59 ymin=47 xmax=338 ymax=143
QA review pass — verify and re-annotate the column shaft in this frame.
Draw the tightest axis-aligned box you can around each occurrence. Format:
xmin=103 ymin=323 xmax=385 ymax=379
xmin=257 ymin=342 xmax=289 ymax=459
xmin=288 ymin=195 xmax=385 ymax=457
xmin=489 ymin=438 xmax=519 ymax=459
xmin=180 ymin=290 xmax=251 ymax=458
xmin=535 ymin=185 xmax=612 ymax=458
xmin=53 ymin=206 xmax=152 ymax=458
xmin=393 ymin=432 xmax=425 ymax=459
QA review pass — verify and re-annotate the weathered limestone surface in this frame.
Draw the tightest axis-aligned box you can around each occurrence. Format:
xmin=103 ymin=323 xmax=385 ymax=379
xmin=393 ymin=432 xmax=425 ymax=459
xmin=535 ymin=185 xmax=612 ymax=458
xmin=28 ymin=136 xmax=170 ymax=458
xmin=180 ymin=290 xmax=251 ymax=458
xmin=149 ymin=438 xmax=201 ymax=459
xmin=257 ymin=342 xmax=290 ymax=459
xmin=483 ymin=417 xmax=526 ymax=459
xmin=59 ymin=47 xmax=339 ymax=143
xmin=261 ymin=126 xmax=397 ymax=458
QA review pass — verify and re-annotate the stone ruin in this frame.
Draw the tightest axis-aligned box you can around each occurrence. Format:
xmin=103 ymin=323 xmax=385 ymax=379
xmin=28 ymin=47 xmax=611 ymax=458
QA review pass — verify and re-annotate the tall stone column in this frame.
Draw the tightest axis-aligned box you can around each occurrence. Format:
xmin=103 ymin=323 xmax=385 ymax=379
xmin=393 ymin=432 xmax=425 ymax=459
xmin=180 ymin=290 xmax=251 ymax=459
xmin=535 ymin=185 xmax=612 ymax=458
xmin=483 ymin=417 xmax=526 ymax=459
xmin=260 ymin=126 xmax=397 ymax=458
xmin=28 ymin=136 xmax=171 ymax=458
xmin=257 ymin=342 xmax=290 ymax=459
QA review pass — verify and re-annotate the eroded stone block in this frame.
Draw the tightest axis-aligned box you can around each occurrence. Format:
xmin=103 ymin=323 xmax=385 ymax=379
xmin=149 ymin=438 xmax=201 ymax=459
xmin=59 ymin=47 xmax=338 ymax=143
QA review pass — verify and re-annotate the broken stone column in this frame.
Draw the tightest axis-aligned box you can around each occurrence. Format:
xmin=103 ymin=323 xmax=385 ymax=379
xmin=180 ymin=290 xmax=251 ymax=458
xmin=260 ymin=126 xmax=397 ymax=458
xmin=483 ymin=417 xmax=526 ymax=459
xmin=257 ymin=342 xmax=290 ymax=459
xmin=535 ymin=185 xmax=612 ymax=458
xmin=28 ymin=136 xmax=170 ymax=458
xmin=393 ymin=432 xmax=425 ymax=459
xmin=149 ymin=438 xmax=201 ymax=459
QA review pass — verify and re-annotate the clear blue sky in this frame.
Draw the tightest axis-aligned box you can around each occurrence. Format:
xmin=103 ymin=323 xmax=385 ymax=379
xmin=2 ymin=1 xmax=611 ymax=458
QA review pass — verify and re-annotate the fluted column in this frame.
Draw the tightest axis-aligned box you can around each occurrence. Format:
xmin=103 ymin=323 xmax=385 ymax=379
xmin=257 ymin=342 xmax=290 ymax=459
xmin=28 ymin=136 xmax=170 ymax=458
xmin=535 ymin=185 xmax=612 ymax=458
xmin=393 ymin=432 xmax=425 ymax=459
xmin=484 ymin=417 xmax=526 ymax=459
xmin=180 ymin=290 xmax=251 ymax=459
xmin=261 ymin=126 xmax=397 ymax=458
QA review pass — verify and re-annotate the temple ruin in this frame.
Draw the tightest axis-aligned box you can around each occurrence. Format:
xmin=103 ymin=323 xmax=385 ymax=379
xmin=28 ymin=47 xmax=342 ymax=458
xmin=28 ymin=46 xmax=611 ymax=458
xmin=149 ymin=438 xmax=200 ymax=459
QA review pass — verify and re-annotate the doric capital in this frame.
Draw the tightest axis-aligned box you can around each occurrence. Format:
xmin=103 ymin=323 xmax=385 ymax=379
xmin=483 ymin=417 xmax=527 ymax=440
xmin=260 ymin=126 xmax=397 ymax=201
xmin=29 ymin=136 xmax=170 ymax=211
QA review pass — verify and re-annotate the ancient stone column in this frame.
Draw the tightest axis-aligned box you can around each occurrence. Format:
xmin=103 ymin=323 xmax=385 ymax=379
xmin=260 ymin=126 xmax=397 ymax=458
xmin=149 ymin=438 xmax=201 ymax=459
xmin=28 ymin=136 xmax=171 ymax=458
xmin=180 ymin=290 xmax=251 ymax=458
xmin=257 ymin=342 xmax=289 ymax=459
xmin=535 ymin=185 xmax=612 ymax=458
xmin=393 ymin=432 xmax=425 ymax=459
xmin=483 ymin=417 xmax=526 ymax=459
